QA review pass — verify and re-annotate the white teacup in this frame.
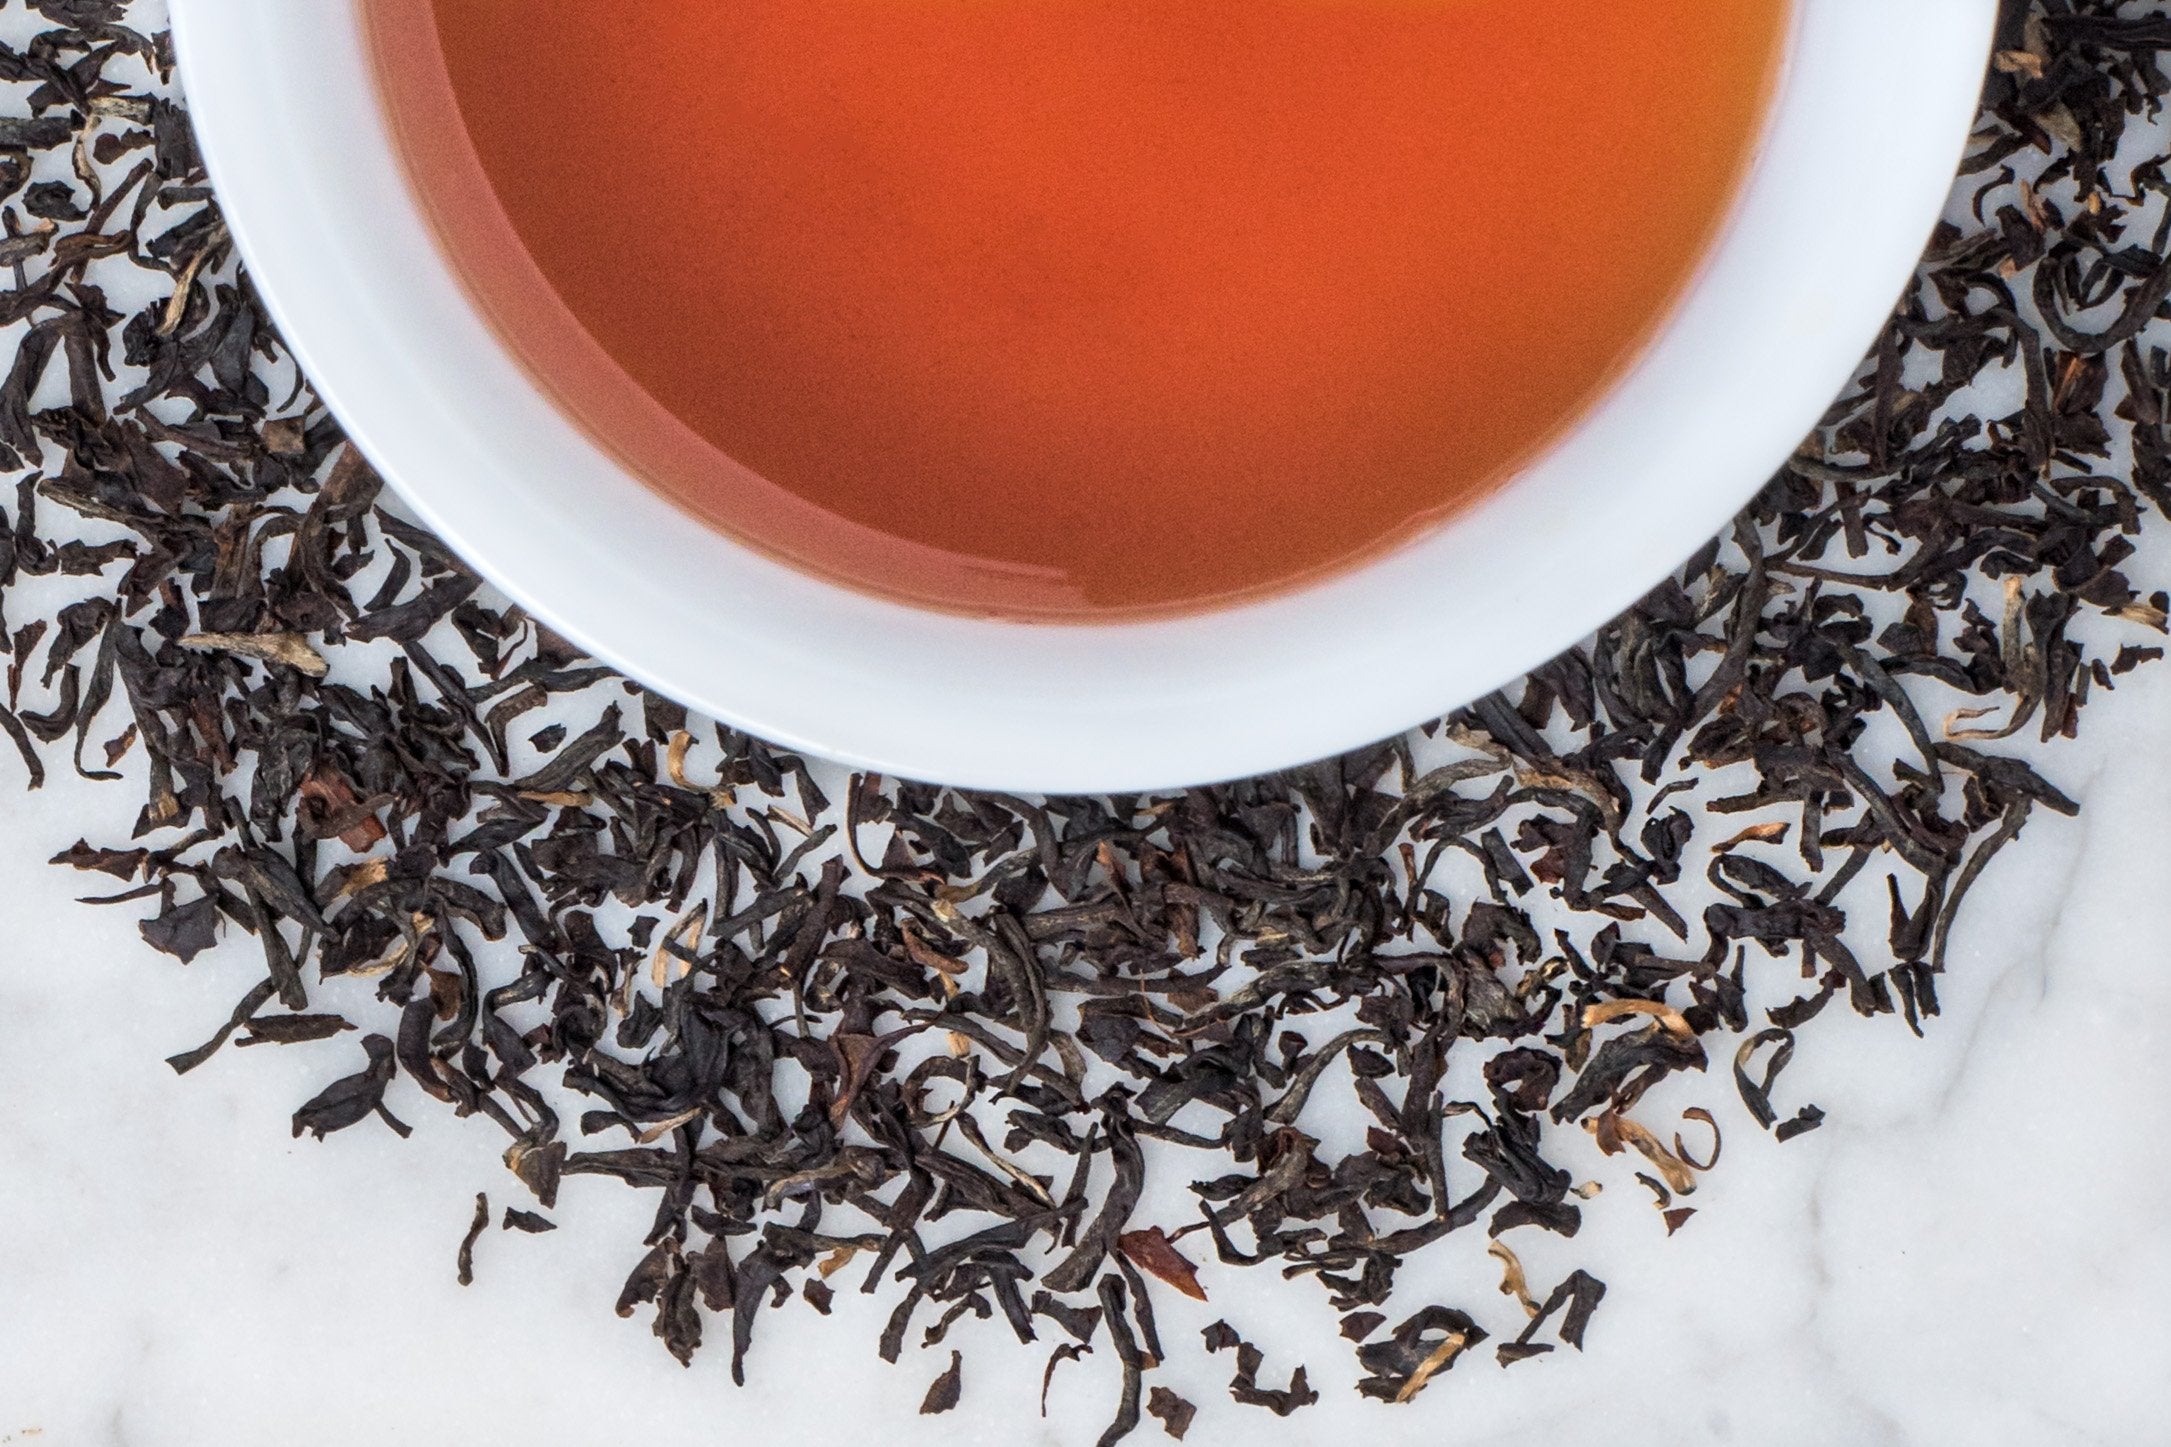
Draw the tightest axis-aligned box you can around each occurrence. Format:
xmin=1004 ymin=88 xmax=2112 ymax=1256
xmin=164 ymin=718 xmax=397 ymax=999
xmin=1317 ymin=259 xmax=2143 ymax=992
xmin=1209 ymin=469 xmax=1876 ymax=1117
xmin=172 ymin=0 xmax=1999 ymax=791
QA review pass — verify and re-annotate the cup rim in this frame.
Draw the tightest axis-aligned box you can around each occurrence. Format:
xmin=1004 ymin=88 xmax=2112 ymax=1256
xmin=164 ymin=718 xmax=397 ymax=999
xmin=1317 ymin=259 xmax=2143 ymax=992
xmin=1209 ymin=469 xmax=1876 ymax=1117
xmin=170 ymin=0 xmax=2000 ymax=792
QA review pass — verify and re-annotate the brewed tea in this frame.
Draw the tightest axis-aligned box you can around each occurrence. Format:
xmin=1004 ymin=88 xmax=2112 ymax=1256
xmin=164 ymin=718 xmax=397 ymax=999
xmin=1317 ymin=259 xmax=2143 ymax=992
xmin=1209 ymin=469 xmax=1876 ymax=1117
xmin=370 ymin=0 xmax=1786 ymax=617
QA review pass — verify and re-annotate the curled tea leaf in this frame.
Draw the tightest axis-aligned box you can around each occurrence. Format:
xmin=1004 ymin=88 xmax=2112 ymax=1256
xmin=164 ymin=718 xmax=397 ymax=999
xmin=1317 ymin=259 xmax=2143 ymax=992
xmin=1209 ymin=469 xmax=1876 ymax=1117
xmin=1587 ymin=1109 xmax=1698 ymax=1196
xmin=1676 ymin=1107 xmax=1722 ymax=1172
xmin=1487 ymin=1238 xmax=1540 ymax=1318
xmin=1580 ymin=998 xmax=1694 ymax=1039
xmin=455 ymin=1191 xmax=488 ymax=1286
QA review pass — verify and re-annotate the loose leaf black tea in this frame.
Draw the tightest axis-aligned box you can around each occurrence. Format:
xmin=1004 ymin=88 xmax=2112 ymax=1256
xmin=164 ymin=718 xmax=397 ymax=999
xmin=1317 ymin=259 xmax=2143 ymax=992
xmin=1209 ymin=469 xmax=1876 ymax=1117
xmin=456 ymin=1191 xmax=488 ymax=1286
xmin=0 ymin=3 xmax=2168 ymax=1443
xmin=1144 ymin=1386 xmax=1196 ymax=1440
xmin=920 ymin=1350 xmax=964 ymax=1416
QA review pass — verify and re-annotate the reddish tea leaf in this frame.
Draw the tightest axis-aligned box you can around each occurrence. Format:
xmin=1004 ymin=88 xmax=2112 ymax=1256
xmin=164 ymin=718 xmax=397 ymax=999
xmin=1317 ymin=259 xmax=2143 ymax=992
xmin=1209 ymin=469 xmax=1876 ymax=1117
xmin=1117 ymin=1227 xmax=1207 ymax=1302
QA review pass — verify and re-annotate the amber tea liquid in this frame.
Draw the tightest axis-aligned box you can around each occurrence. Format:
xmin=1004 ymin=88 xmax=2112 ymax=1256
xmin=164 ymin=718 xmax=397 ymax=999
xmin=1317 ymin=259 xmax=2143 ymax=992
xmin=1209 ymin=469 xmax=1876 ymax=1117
xmin=369 ymin=0 xmax=1787 ymax=618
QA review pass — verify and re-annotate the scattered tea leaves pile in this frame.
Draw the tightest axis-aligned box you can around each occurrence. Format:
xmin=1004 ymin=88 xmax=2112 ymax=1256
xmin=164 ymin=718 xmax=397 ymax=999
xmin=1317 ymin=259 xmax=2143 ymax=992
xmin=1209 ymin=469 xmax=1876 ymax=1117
xmin=3 ymin=2 xmax=2169 ymax=1437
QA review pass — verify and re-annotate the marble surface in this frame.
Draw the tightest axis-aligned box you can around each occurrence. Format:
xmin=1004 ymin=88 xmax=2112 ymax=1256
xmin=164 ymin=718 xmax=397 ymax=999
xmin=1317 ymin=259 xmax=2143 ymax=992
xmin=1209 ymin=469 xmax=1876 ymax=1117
xmin=3 ymin=592 xmax=2169 ymax=1447
xmin=4 ymin=9 xmax=2171 ymax=1447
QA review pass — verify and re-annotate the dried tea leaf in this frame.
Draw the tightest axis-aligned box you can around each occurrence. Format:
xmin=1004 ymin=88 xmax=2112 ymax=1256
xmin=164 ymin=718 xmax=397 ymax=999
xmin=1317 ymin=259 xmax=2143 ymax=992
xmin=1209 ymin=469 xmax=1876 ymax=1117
xmin=291 ymin=1034 xmax=402 ymax=1141
xmin=919 ymin=1350 xmax=963 ymax=1415
xmin=1676 ymin=1107 xmax=1722 ymax=1171
xmin=1581 ymin=998 xmax=1694 ymax=1039
xmin=179 ymin=630 xmax=328 ymax=678
xmin=1339 ymin=1311 xmax=1385 ymax=1341
xmin=1205 ymin=1325 xmax=1319 ymax=1418
xmin=138 ymin=893 xmax=218 ymax=963
xmin=1145 ymin=1386 xmax=1196 ymax=1440
xmin=1776 ymin=1105 xmax=1827 ymax=1142
xmin=1355 ymin=1307 xmax=1485 ymax=1402
xmin=50 ymin=839 xmax=145 ymax=878
xmin=1487 ymin=1238 xmax=1540 ymax=1318
xmin=456 ymin=1192 xmax=488 ymax=1285
xmin=236 ymin=1013 xmax=352 ymax=1046
xmin=1588 ymin=1109 xmax=1699 ymax=1196
xmin=1116 ymin=1227 xmax=1207 ymax=1302
xmin=1040 ymin=1342 xmax=1090 ymax=1417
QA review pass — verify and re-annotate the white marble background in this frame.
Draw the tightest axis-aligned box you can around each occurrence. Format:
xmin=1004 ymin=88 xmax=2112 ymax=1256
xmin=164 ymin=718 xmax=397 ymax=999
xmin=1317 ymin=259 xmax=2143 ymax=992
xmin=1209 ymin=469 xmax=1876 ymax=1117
xmin=4 ymin=8 xmax=2171 ymax=1447
xmin=4 ymin=585 xmax=2168 ymax=1447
